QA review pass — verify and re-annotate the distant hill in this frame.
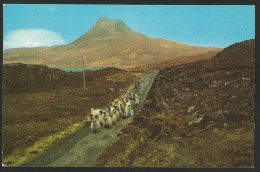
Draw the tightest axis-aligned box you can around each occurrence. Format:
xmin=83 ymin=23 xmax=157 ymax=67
xmin=131 ymin=51 xmax=220 ymax=71
xmin=2 ymin=63 xmax=127 ymax=94
xmin=3 ymin=18 xmax=221 ymax=69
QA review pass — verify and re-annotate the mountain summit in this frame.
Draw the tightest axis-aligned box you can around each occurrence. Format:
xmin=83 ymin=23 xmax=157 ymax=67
xmin=3 ymin=18 xmax=222 ymax=69
xmin=90 ymin=18 xmax=135 ymax=36
xmin=75 ymin=18 xmax=138 ymax=41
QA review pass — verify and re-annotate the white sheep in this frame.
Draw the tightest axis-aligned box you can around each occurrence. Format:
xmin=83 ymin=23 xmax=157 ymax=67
xmin=126 ymin=99 xmax=132 ymax=110
xmin=90 ymin=119 xmax=100 ymax=133
xmin=122 ymin=93 xmax=127 ymax=99
xmin=125 ymin=99 xmax=130 ymax=105
xmin=134 ymin=93 xmax=138 ymax=100
xmin=114 ymin=109 xmax=120 ymax=120
xmin=129 ymin=93 xmax=134 ymax=100
xmin=89 ymin=114 xmax=95 ymax=121
xmin=100 ymin=110 xmax=106 ymax=119
xmin=113 ymin=99 xmax=119 ymax=106
xmin=96 ymin=114 xmax=104 ymax=126
xmin=122 ymin=107 xmax=130 ymax=118
xmin=111 ymin=113 xmax=117 ymax=124
xmin=104 ymin=111 xmax=110 ymax=118
xmin=104 ymin=116 xmax=112 ymax=128
xmin=90 ymin=108 xmax=102 ymax=116
xmin=134 ymin=98 xmax=140 ymax=106
xmin=118 ymin=105 xmax=124 ymax=117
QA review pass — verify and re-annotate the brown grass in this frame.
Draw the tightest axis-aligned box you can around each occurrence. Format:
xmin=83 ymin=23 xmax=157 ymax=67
xmin=2 ymin=68 xmax=137 ymax=166
xmin=92 ymin=39 xmax=255 ymax=167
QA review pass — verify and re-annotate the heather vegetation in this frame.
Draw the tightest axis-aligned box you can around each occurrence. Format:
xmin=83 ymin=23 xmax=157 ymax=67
xmin=93 ymin=39 xmax=255 ymax=167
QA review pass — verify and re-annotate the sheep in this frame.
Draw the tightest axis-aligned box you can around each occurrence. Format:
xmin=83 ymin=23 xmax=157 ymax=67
xmin=126 ymin=99 xmax=132 ymax=106
xmin=104 ymin=116 xmax=113 ymax=128
xmin=128 ymin=93 xmax=134 ymax=100
xmin=126 ymin=99 xmax=132 ymax=110
xmin=133 ymin=94 xmax=140 ymax=106
xmin=122 ymin=93 xmax=127 ymax=99
xmin=118 ymin=105 xmax=124 ymax=117
xmin=134 ymin=93 xmax=138 ymax=100
xmin=113 ymin=99 xmax=119 ymax=106
xmin=90 ymin=108 xmax=102 ymax=116
xmin=90 ymin=119 xmax=100 ymax=133
xmin=111 ymin=113 xmax=117 ymax=124
xmin=134 ymin=98 xmax=140 ymax=106
xmin=89 ymin=114 xmax=95 ymax=121
xmin=109 ymin=106 xmax=115 ymax=115
xmin=114 ymin=109 xmax=120 ymax=120
xmin=122 ymin=107 xmax=130 ymax=119
xmin=122 ymin=97 xmax=127 ymax=105
xmin=102 ymin=111 xmax=110 ymax=119
xmin=96 ymin=114 xmax=105 ymax=126
xmin=89 ymin=90 xmax=138 ymax=130
xmin=100 ymin=110 xmax=106 ymax=119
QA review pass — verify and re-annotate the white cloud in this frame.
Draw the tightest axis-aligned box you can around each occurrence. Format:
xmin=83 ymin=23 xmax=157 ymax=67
xmin=3 ymin=29 xmax=66 ymax=49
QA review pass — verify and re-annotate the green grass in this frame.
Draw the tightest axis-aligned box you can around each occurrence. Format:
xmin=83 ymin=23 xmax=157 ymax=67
xmin=3 ymin=120 xmax=86 ymax=166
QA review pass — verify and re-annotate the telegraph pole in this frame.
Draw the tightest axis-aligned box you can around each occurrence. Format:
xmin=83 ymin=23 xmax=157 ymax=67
xmin=80 ymin=55 xmax=88 ymax=96
xmin=128 ymin=53 xmax=130 ymax=78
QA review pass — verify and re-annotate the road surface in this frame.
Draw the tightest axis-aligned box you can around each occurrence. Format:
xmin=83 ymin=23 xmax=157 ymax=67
xmin=25 ymin=70 xmax=159 ymax=167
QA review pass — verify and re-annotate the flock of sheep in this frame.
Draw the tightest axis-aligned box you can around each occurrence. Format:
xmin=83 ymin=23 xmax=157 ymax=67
xmin=90 ymin=92 xmax=140 ymax=133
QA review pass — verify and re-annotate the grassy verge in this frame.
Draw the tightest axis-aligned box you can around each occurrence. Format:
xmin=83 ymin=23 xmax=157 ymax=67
xmin=3 ymin=120 xmax=87 ymax=166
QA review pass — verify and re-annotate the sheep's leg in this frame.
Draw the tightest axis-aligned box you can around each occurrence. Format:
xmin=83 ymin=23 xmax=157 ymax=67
xmin=93 ymin=128 xmax=96 ymax=134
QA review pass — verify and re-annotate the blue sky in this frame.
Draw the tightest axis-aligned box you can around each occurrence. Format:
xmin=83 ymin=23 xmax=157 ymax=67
xmin=3 ymin=5 xmax=255 ymax=49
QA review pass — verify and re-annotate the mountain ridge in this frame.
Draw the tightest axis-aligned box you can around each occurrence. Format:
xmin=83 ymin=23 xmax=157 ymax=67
xmin=3 ymin=18 xmax=222 ymax=69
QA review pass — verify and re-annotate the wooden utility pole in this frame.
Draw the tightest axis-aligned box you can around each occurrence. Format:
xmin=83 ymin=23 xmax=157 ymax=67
xmin=128 ymin=53 xmax=130 ymax=78
xmin=80 ymin=56 xmax=88 ymax=96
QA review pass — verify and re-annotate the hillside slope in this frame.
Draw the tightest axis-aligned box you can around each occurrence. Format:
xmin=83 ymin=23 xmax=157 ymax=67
xmin=93 ymin=39 xmax=255 ymax=167
xmin=3 ymin=18 xmax=221 ymax=69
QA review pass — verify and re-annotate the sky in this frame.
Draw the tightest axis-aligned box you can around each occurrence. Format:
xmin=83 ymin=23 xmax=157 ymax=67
xmin=3 ymin=5 xmax=255 ymax=49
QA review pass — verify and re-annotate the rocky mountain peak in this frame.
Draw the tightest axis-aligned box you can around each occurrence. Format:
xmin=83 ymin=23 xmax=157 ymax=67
xmin=85 ymin=18 xmax=135 ymax=39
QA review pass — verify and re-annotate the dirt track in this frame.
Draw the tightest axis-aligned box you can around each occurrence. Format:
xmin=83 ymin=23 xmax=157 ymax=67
xmin=24 ymin=70 xmax=159 ymax=167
